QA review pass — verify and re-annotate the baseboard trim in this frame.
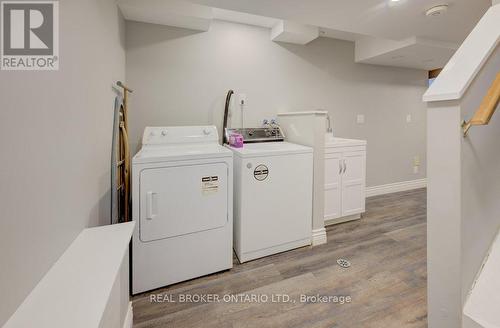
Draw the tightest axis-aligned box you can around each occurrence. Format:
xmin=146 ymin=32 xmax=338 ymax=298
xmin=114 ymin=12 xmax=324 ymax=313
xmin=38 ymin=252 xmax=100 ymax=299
xmin=239 ymin=238 xmax=311 ymax=262
xmin=123 ymin=302 xmax=133 ymax=328
xmin=325 ymin=214 xmax=361 ymax=226
xmin=312 ymin=228 xmax=327 ymax=246
xmin=366 ymin=178 xmax=427 ymax=197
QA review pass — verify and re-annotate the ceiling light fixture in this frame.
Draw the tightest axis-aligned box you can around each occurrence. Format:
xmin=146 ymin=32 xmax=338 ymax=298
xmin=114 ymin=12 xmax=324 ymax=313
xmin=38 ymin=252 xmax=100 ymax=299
xmin=426 ymin=4 xmax=449 ymax=17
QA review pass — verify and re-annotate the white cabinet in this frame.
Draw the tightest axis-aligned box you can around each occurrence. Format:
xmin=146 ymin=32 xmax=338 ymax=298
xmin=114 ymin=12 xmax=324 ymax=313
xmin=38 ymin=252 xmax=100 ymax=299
xmin=324 ymin=152 xmax=342 ymax=219
xmin=324 ymin=138 xmax=366 ymax=225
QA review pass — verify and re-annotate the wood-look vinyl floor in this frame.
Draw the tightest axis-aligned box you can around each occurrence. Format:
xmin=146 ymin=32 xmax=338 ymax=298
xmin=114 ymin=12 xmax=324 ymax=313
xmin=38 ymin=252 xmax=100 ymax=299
xmin=133 ymin=188 xmax=427 ymax=328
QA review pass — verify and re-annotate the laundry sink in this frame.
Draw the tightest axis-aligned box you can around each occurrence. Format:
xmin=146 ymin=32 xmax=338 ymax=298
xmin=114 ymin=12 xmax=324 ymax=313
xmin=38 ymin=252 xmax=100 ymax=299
xmin=325 ymin=134 xmax=365 ymax=147
xmin=325 ymin=132 xmax=335 ymax=143
xmin=325 ymin=133 xmax=350 ymax=144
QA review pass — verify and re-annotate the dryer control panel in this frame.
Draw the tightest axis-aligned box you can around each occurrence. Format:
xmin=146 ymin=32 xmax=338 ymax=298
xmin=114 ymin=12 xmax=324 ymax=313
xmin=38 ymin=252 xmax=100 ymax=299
xmin=142 ymin=126 xmax=219 ymax=145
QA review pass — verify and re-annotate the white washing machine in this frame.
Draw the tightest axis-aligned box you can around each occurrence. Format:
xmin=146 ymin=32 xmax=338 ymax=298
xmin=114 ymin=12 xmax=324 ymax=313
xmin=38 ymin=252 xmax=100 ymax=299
xmin=132 ymin=126 xmax=233 ymax=294
xmin=225 ymin=128 xmax=313 ymax=263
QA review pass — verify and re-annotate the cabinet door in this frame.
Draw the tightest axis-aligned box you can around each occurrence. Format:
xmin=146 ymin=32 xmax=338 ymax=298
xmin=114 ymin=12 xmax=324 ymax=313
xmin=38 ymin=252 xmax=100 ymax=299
xmin=341 ymin=151 xmax=366 ymax=216
xmin=324 ymin=152 xmax=342 ymax=220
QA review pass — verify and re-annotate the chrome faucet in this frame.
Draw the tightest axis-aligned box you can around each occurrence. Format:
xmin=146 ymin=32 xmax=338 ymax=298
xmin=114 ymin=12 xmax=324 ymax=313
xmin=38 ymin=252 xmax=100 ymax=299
xmin=222 ymin=90 xmax=234 ymax=144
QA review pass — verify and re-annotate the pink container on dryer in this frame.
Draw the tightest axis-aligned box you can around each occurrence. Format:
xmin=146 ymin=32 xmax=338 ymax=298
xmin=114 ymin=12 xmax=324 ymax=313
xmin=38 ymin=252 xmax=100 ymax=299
xmin=228 ymin=133 xmax=244 ymax=148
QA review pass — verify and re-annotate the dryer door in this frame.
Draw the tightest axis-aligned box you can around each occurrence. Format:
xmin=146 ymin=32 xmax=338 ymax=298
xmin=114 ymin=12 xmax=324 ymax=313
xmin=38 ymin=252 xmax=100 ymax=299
xmin=139 ymin=163 xmax=228 ymax=242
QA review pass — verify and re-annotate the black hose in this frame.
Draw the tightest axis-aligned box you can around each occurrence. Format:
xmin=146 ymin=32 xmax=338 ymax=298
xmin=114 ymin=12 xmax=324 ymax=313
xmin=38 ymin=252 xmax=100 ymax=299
xmin=222 ymin=90 xmax=234 ymax=144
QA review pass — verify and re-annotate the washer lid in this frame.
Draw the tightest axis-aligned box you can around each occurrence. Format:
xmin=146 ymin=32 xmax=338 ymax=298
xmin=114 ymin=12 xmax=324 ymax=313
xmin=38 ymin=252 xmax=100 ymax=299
xmin=133 ymin=144 xmax=232 ymax=164
xmin=226 ymin=142 xmax=312 ymax=158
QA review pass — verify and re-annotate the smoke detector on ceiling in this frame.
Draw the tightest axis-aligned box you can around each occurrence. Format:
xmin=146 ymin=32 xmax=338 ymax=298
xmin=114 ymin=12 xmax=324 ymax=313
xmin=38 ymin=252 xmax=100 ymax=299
xmin=426 ymin=4 xmax=449 ymax=17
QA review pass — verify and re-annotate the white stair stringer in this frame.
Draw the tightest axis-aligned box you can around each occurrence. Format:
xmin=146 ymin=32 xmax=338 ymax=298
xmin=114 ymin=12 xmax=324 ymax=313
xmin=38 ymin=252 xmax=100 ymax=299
xmin=464 ymin=228 xmax=500 ymax=328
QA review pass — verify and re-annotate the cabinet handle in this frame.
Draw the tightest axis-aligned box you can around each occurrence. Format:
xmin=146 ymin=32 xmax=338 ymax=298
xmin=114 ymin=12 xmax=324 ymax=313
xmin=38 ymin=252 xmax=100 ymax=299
xmin=343 ymin=160 xmax=347 ymax=174
xmin=339 ymin=160 xmax=343 ymax=174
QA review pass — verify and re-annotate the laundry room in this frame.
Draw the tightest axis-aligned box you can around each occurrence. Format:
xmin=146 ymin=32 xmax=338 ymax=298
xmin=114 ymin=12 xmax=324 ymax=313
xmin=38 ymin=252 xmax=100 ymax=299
xmin=126 ymin=19 xmax=428 ymax=186
xmin=2 ymin=1 xmax=498 ymax=328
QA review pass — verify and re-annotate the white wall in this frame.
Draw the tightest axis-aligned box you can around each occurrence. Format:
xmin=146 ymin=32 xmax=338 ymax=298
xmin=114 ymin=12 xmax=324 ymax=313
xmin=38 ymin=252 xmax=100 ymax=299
xmin=426 ymin=100 xmax=462 ymax=328
xmin=0 ymin=0 xmax=125 ymax=325
xmin=460 ymin=45 xmax=500 ymax=305
xmin=100 ymin=249 xmax=131 ymax=328
xmin=125 ymin=20 xmax=428 ymax=187
xmin=425 ymin=39 xmax=500 ymax=328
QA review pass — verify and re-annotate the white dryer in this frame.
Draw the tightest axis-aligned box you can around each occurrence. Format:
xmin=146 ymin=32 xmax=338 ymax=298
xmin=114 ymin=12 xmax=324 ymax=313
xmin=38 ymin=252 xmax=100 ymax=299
xmin=225 ymin=128 xmax=313 ymax=263
xmin=132 ymin=126 xmax=233 ymax=294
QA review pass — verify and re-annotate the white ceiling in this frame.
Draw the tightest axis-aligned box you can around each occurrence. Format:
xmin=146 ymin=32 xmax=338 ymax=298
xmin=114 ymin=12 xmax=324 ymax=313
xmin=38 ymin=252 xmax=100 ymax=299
xmin=355 ymin=36 xmax=459 ymax=70
xmin=212 ymin=8 xmax=278 ymax=28
xmin=119 ymin=0 xmax=493 ymax=70
xmin=120 ymin=0 xmax=213 ymax=31
xmin=185 ymin=0 xmax=491 ymax=43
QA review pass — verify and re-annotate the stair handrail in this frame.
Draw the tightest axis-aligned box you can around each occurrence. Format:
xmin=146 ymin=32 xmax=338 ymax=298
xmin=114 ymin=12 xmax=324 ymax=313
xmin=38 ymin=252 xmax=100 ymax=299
xmin=462 ymin=71 xmax=500 ymax=136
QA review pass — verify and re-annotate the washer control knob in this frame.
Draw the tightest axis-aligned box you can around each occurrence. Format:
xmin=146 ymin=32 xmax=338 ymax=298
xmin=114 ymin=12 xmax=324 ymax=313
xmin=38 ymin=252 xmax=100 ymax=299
xmin=246 ymin=163 xmax=252 ymax=169
xmin=161 ymin=130 xmax=167 ymax=136
xmin=203 ymin=129 xmax=211 ymax=135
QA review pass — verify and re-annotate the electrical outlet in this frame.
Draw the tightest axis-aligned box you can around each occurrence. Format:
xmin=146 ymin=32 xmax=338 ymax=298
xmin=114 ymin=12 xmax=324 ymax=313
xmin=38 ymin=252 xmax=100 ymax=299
xmin=238 ymin=94 xmax=247 ymax=106
xmin=413 ymin=156 xmax=420 ymax=166
xmin=356 ymin=114 xmax=365 ymax=124
xmin=406 ymin=114 xmax=412 ymax=123
xmin=413 ymin=155 xmax=420 ymax=174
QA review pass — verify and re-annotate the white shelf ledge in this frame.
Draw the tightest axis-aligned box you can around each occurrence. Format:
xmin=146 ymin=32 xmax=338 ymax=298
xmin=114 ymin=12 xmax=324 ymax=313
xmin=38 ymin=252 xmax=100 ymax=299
xmin=4 ymin=222 xmax=135 ymax=328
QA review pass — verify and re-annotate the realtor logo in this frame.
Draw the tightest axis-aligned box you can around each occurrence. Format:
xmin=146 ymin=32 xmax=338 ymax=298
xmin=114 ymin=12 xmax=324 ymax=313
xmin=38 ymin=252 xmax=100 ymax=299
xmin=1 ymin=1 xmax=59 ymax=70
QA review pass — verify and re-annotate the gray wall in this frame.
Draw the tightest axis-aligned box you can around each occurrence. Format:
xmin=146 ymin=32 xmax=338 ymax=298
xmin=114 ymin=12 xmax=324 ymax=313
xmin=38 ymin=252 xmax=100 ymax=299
xmin=425 ymin=41 xmax=500 ymax=328
xmin=426 ymin=100 xmax=463 ymax=328
xmin=461 ymin=45 xmax=500 ymax=305
xmin=0 ymin=0 xmax=125 ymax=325
xmin=126 ymin=20 xmax=428 ymax=187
